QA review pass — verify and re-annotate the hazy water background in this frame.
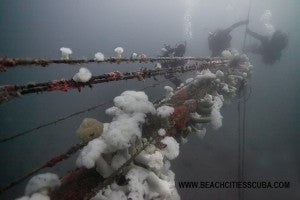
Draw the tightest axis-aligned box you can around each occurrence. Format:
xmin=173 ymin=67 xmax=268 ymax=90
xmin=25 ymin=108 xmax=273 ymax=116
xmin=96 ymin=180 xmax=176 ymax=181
xmin=0 ymin=0 xmax=299 ymax=199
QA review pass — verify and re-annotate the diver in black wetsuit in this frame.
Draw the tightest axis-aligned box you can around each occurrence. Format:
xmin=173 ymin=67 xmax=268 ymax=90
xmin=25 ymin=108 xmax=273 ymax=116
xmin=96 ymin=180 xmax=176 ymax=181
xmin=208 ymin=20 xmax=249 ymax=57
xmin=161 ymin=42 xmax=186 ymax=58
xmin=246 ymin=28 xmax=288 ymax=65
xmin=161 ymin=42 xmax=187 ymax=87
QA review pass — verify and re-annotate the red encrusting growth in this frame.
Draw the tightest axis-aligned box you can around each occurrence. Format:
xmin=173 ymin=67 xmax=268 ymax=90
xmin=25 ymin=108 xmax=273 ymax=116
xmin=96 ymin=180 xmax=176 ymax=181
xmin=106 ymin=71 xmax=124 ymax=80
xmin=51 ymin=168 xmax=103 ymax=200
xmin=2 ymin=85 xmax=17 ymax=91
xmin=45 ymin=155 xmax=65 ymax=167
xmin=48 ymin=80 xmax=81 ymax=92
xmin=165 ymin=128 xmax=177 ymax=137
xmin=155 ymin=139 xmax=167 ymax=149
xmin=170 ymin=105 xmax=190 ymax=129
xmin=174 ymin=90 xmax=191 ymax=101
xmin=170 ymin=98 xmax=197 ymax=129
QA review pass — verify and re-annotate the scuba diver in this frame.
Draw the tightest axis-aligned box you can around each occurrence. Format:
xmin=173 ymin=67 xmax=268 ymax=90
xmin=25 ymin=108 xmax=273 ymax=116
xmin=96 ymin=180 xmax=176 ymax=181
xmin=245 ymin=28 xmax=288 ymax=65
xmin=160 ymin=41 xmax=187 ymax=87
xmin=161 ymin=42 xmax=186 ymax=57
xmin=208 ymin=20 xmax=249 ymax=57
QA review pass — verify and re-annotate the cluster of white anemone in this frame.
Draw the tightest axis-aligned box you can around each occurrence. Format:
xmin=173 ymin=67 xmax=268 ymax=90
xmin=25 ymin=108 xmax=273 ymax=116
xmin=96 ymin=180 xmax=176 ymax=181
xmin=60 ymin=46 xmax=151 ymax=61
xmin=63 ymin=46 xmax=152 ymax=84
xmin=60 ymin=47 xmax=72 ymax=60
xmin=91 ymin=49 xmax=252 ymax=200
xmin=16 ymin=173 xmax=60 ymax=200
xmin=73 ymin=67 xmax=92 ymax=82
xmin=76 ymin=90 xmax=180 ymax=200
xmin=17 ymin=48 xmax=253 ymax=200
xmin=62 ymin=46 xmax=154 ymax=84
xmin=186 ymin=49 xmax=253 ymax=137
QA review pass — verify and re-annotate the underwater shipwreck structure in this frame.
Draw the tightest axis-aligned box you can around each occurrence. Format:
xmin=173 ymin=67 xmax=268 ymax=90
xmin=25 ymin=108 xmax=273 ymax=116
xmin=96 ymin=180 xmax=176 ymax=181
xmin=0 ymin=48 xmax=252 ymax=200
